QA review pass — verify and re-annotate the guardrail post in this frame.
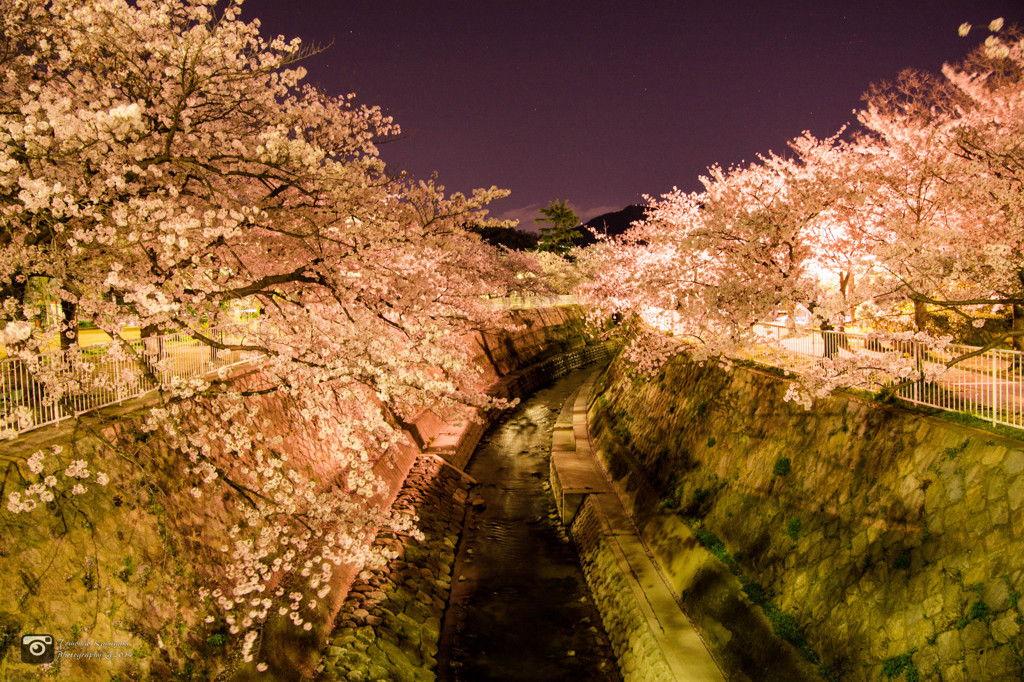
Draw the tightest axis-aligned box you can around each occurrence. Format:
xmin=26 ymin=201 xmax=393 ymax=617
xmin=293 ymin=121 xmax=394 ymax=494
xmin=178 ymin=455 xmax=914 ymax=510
xmin=993 ymin=349 xmax=998 ymax=425
xmin=913 ymin=341 xmax=920 ymax=404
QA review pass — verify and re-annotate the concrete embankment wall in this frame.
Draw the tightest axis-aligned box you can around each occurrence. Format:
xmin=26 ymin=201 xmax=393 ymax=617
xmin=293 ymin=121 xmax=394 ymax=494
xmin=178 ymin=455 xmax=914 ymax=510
xmin=588 ymin=354 xmax=1024 ymax=681
xmin=550 ymin=369 xmax=727 ymax=682
xmin=0 ymin=306 xmax=595 ymax=681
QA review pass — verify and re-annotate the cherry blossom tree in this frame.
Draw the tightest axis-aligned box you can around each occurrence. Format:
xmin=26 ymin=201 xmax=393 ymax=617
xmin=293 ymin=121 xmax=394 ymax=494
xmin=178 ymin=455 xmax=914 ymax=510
xmin=0 ymin=0 xmax=534 ymax=672
xmin=579 ymin=146 xmax=837 ymax=370
xmin=840 ymin=24 xmax=1024 ymax=349
xmin=940 ymin=25 xmax=1024 ymax=351
xmin=582 ymin=22 xmax=1024 ymax=401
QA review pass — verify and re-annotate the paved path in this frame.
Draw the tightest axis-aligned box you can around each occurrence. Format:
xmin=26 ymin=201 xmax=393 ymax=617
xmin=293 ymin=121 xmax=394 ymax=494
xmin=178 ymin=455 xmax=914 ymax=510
xmin=552 ymin=367 xmax=726 ymax=681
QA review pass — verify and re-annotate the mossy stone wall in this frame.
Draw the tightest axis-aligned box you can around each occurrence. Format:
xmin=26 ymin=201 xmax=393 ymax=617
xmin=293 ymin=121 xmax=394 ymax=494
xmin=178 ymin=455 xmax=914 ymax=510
xmin=591 ymin=355 xmax=1024 ymax=681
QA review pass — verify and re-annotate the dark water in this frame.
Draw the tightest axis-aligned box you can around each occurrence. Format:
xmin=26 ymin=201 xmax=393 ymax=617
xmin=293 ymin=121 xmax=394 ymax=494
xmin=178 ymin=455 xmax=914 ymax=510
xmin=438 ymin=369 xmax=621 ymax=682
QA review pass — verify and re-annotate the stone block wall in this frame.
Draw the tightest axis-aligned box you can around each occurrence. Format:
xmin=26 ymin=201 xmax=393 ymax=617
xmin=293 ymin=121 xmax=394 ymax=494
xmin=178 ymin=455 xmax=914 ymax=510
xmin=590 ymin=354 xmax=1024 ymax=681
xmin=571 ymin=499 xmax=676 ymax=682
xmin=317 ymin=456 xmax=470 ymax=682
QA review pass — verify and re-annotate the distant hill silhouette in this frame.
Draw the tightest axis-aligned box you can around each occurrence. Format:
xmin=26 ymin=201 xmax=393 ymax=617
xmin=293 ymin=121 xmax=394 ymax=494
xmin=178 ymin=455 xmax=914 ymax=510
xmin=577 ymin=204 xmax=647 ymax=246
xmin=470 ymin=204 xmax=648 ymax=251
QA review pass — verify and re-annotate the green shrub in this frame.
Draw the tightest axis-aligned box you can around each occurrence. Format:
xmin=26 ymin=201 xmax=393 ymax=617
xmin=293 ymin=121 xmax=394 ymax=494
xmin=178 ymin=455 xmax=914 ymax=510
xmin=786 ymin=517 xmax=803 ymax=541
xmin=969 ymin=600 xmax=991 ymax=622
xmin=881 ymin=649 xmax=918 ymax=680
xmin=881 ymin=658 xmax=902 ymax=677
xmin=206 ymin=634 xmax=228 ymax=648
xmin=1003 ymin=574 xmax=1020 ymax=610
xmin=740 ymin=578 xmax=768 ymax=607
xmin=773 ymin=457 xmax=792 ymax=477
xmin=660 ymin=472 xmax=683 ymax=510
xmin=943 ymin=440 xmax=969 ymax=460
xmin=694 ymin=528 xmax=730 ymax=563
xmin=768 ymin=609 xmax=802 ymax=643
xmin=766 ymin=608 xmax=819 ymax=662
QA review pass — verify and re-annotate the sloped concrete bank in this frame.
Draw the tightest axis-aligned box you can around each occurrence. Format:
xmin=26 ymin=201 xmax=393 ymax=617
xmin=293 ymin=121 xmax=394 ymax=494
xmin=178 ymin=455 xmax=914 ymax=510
xmin=588 ymin=353 xmax=1024 ymax=681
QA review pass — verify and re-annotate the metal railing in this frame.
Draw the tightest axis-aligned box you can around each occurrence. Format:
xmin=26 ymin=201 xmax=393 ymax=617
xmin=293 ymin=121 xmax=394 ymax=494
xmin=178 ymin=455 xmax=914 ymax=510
xmin=0 ymin=324 xmax=260 ymax=439
xmin=0 ymin=298 xmax=579 ymax=441
xmin=481 ymin=294 xmax=577 ymax=309
xmin=739 ymin=324 xmax=1024 ymax=429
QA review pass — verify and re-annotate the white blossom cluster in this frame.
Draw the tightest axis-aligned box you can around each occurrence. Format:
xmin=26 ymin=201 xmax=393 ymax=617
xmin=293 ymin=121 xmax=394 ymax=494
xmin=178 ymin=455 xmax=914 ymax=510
xmin=6 ymin=446 xmax=110 ymax=513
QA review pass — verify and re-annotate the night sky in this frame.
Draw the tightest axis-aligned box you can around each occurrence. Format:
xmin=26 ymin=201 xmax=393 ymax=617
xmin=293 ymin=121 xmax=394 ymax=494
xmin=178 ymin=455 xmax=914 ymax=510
xmin=239 ymin=1 xmax=1024 ymax=231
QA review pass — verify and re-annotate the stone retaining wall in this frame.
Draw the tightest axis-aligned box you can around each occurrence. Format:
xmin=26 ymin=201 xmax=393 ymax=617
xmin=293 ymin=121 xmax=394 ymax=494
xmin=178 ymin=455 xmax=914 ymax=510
xmin=317 ymin=456 xmax=470 ymax=682
xmin=591 ymin=353 xmax=1024 ymax=681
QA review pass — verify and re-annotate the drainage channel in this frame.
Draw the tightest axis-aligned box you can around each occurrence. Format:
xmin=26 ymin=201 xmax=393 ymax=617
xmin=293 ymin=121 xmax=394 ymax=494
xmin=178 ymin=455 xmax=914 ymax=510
xmin=437 ymin=368 xmax=621 ymax=682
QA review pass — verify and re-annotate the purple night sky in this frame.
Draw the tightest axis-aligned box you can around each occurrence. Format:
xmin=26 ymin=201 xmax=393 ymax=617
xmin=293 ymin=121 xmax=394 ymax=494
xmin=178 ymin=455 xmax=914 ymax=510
xmin=239 ymin=1 xmax=1024 ymax=231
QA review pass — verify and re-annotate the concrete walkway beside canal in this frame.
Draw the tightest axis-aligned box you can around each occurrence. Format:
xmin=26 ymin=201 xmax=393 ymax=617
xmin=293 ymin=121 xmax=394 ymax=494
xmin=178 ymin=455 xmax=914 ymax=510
xmin=550 ymin=367 xmax=726 ymax=682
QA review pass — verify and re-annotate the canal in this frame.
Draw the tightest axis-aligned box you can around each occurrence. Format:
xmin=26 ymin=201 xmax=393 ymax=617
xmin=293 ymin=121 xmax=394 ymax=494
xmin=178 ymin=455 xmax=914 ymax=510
xmin=437 ymin=368 xmax=621 ymax=681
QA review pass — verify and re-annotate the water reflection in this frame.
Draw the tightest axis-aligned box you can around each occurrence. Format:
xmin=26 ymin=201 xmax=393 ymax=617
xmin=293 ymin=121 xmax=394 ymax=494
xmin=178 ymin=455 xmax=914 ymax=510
xmin=437 ymin=369 xmax=621 ymax=682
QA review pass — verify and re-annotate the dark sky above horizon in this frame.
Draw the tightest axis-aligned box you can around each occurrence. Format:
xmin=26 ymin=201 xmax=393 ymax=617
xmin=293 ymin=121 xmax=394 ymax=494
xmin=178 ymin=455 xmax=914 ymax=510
xmin=240 ymin=1 xmax=1024 ymax=231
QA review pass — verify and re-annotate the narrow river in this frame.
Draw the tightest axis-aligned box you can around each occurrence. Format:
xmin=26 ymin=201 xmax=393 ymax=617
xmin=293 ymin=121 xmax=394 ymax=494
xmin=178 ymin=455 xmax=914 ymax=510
xmin=437 ymin=368 xmax=621 ymax=682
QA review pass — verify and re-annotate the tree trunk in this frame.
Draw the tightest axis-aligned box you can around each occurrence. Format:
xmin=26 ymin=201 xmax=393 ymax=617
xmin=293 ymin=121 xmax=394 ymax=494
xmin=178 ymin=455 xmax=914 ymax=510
xmin=59 ymin=300 xmax=77 ymax=349
xmin=140 ymin=323 xmax=165 ymax=381
xmin=913 ymin=299 xmax=928 ymax=332
xmin=1013 ymin=302 xmax=1023 ymax=353
xmin=841 ymin=270 xmax=856 ymax=323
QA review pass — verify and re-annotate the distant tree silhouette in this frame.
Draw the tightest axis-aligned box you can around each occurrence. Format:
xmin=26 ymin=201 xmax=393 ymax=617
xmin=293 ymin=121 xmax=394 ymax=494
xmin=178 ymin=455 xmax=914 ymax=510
xmin=471 ymin=224 xmax=540 ymax=251
xmin=536 ymin=200 xmax=582 ymax=254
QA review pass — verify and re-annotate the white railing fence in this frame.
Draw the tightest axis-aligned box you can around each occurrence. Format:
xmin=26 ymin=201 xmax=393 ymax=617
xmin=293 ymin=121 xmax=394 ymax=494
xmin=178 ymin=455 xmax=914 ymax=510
xmin=0 ymin=323 xmax=259 ymax=439
xmin=0 ymin=297 xmax=580 ymax=441
xmin=741 ymin=324 xmax=1024 ymax=430
xmin=481 ymin=294 xmax=577 ymax=309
